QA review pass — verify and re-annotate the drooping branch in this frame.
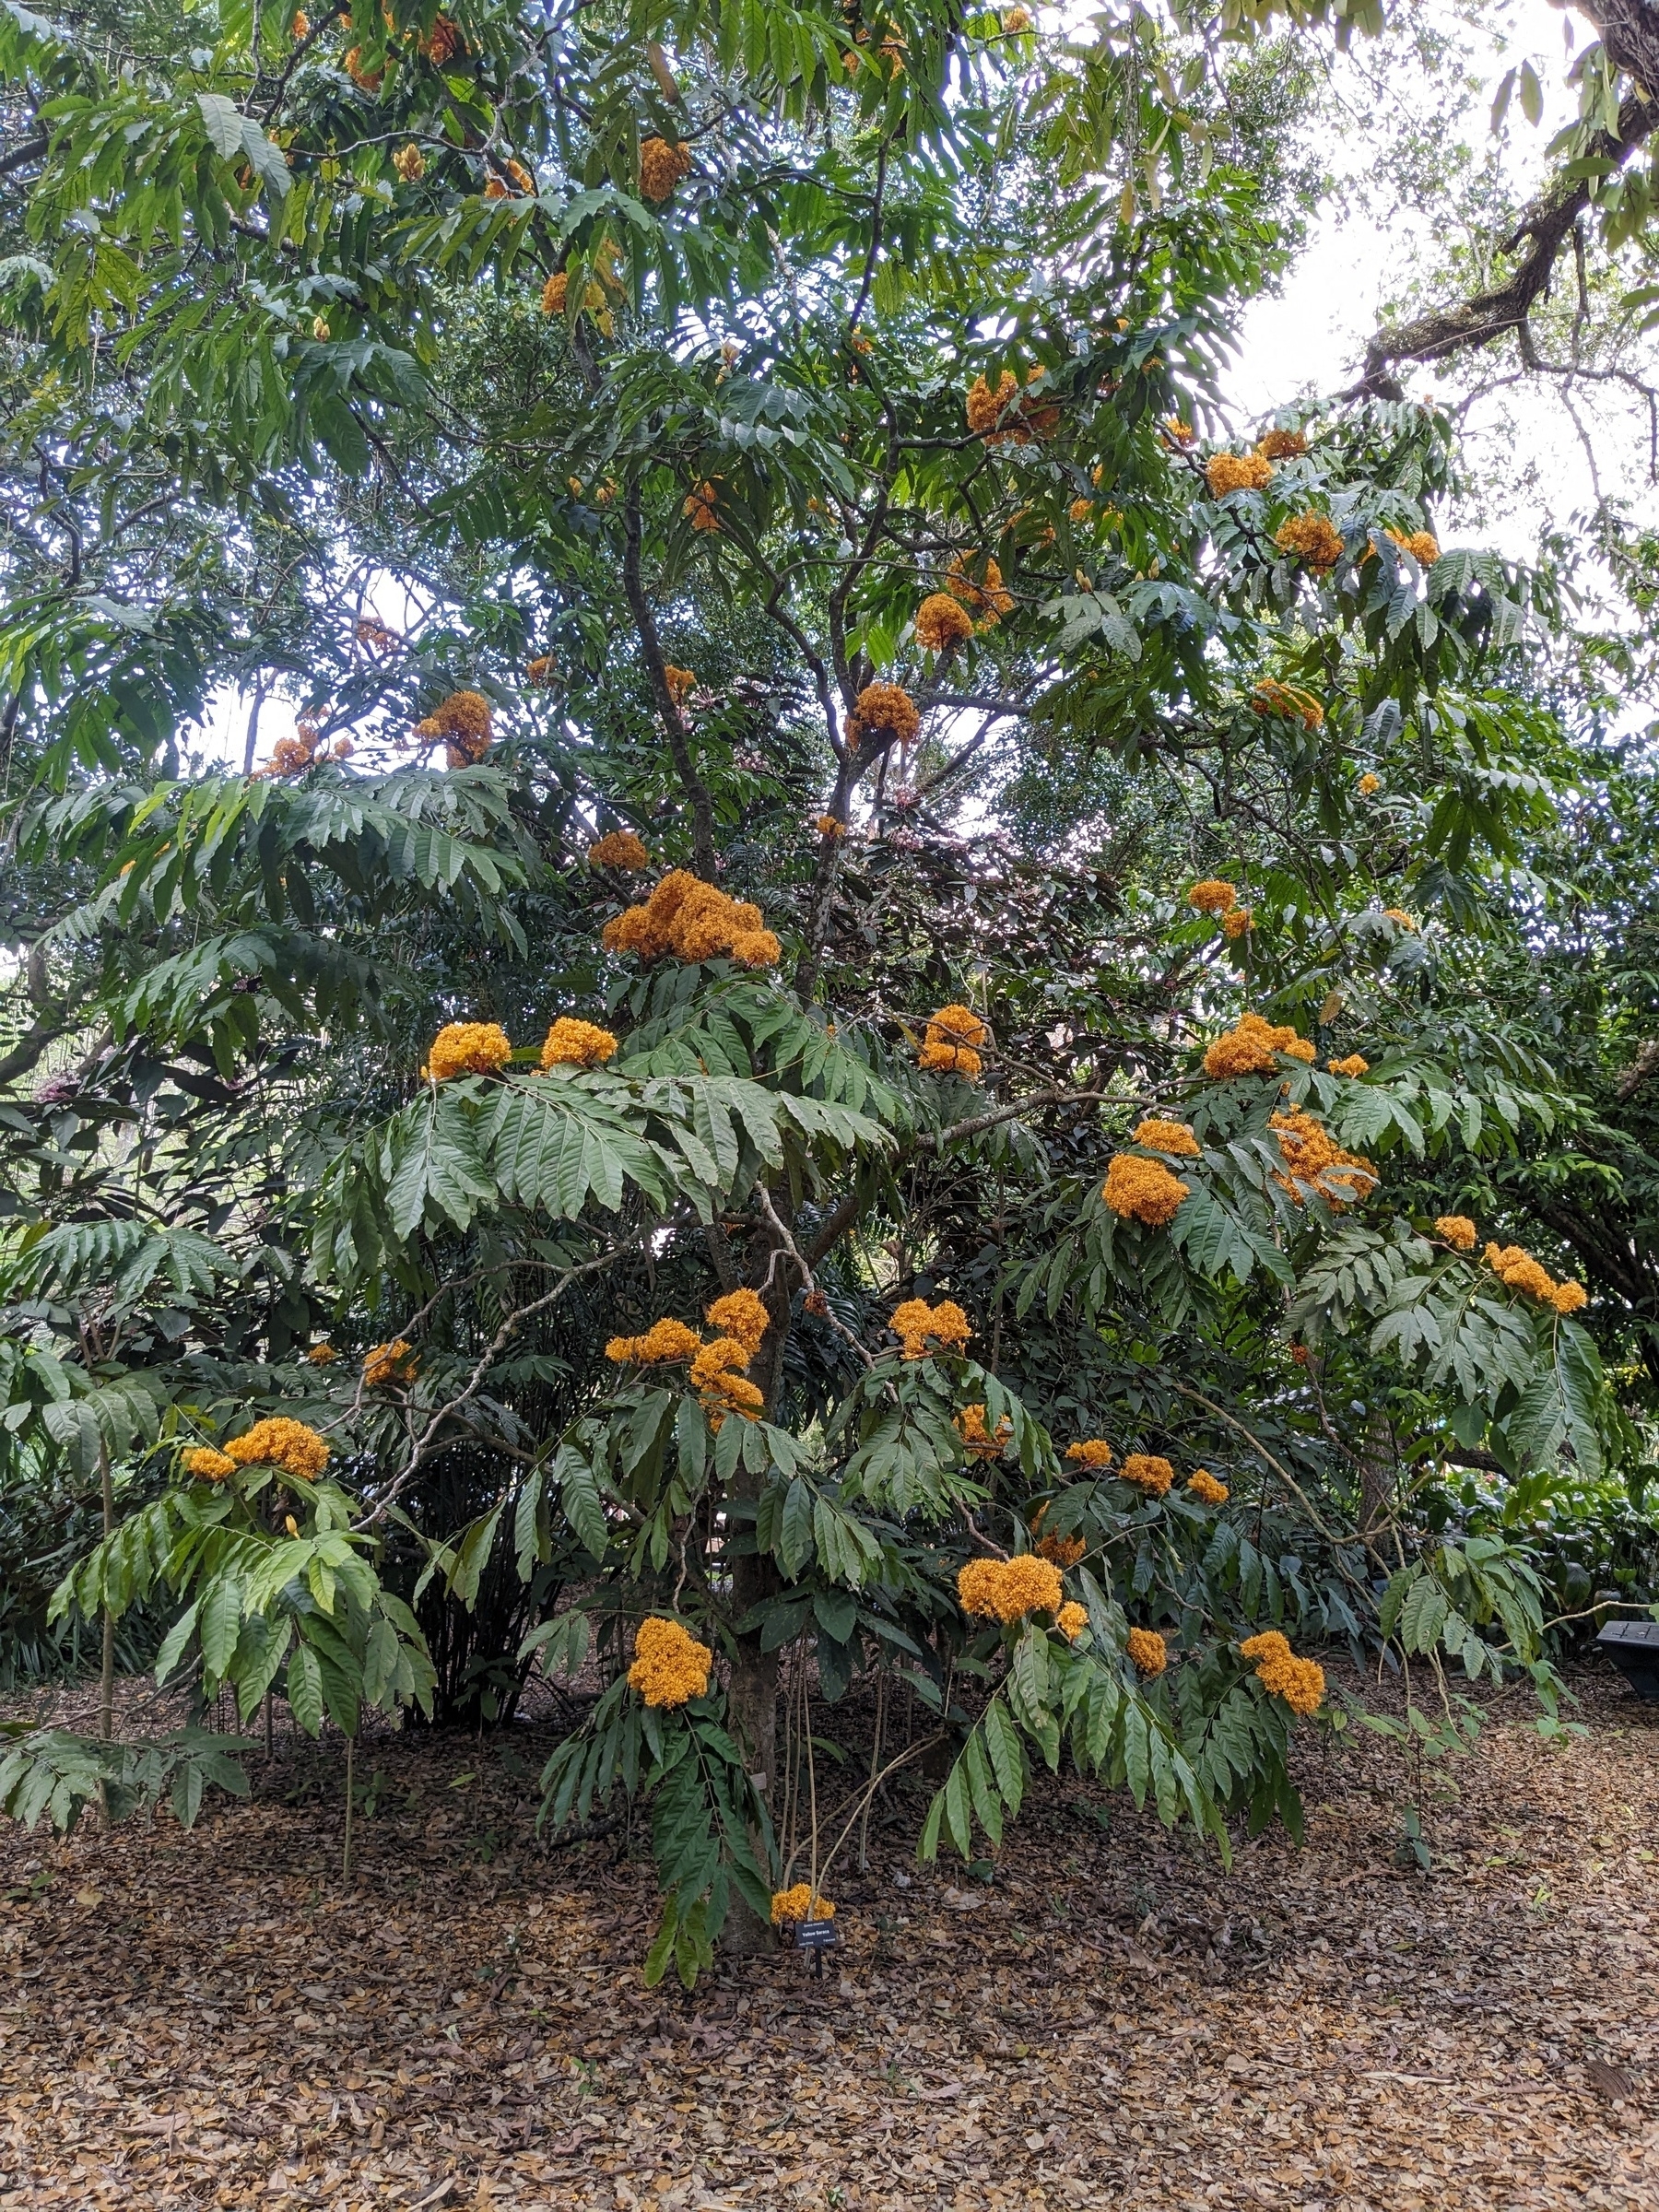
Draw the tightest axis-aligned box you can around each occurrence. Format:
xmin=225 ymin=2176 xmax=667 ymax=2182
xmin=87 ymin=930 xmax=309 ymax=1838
xmin=1351 ymin=0 xmax=1659 ymax=396
xmin=1350 ymin=98 xmax=1654 ymax=396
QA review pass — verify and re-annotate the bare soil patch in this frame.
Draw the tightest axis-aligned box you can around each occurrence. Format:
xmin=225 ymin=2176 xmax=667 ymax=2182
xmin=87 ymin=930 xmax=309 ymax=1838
xmin=2 ymin=1662 xmax=1655 ymax=2209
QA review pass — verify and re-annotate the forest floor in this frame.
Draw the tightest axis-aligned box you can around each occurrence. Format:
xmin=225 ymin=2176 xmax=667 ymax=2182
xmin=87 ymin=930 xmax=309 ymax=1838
xmin=1 ymin=1659 xmax=1656 ymax=2211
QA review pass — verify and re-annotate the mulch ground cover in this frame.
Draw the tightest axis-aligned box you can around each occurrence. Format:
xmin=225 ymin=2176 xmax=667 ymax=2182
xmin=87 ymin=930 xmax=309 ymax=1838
xmin=2 ymin=1659 xmax=1655 ymax=2210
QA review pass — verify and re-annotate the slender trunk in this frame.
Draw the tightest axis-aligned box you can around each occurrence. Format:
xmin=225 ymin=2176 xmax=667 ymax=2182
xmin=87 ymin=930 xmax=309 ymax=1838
xmin=722 ymin=1521 xmax=780 ymax=1957
xmin=98 ymin=1437 xmax=114 ymax=1742
xmin=242 ymin=677 xmax=267 ymax=778
xmin=1359 ymin=1408 xmax=1397 ymax=1534
xmin=342 ymin=1735 xmax=356 ymax=1885
xmin=719 ymin=1242 xmax=794 ymax=1955
xmin=621 ymin=489 xmax=718 ymax=879
xmin=793 ymin=765 xmax=853 ymax=1005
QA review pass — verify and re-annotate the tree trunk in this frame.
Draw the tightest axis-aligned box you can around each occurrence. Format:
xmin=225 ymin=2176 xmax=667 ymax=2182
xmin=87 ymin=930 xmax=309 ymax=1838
xmin=721 ymin=1486 xmax=781 ymax=1956
xmin=98 ymin=1435 xmax=115 ymax=1743
xmin=718 ymin=1241 xmax=793 ymax=1957
xmin=1359 ymin=1408 xmax=1397 ymax=1535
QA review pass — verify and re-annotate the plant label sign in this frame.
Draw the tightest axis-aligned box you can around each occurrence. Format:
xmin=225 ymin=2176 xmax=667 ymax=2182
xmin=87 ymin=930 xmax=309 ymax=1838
xmin=794 ymin=1918 xmax=839 ymax=1950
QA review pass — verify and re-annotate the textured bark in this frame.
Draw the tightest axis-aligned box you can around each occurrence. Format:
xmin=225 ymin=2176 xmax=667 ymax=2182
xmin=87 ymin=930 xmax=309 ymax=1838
xmin=1359 ymin=1409 xmax=1398 ymax=1535
xmin=720 ymin=1619 xmax=779 ymax=1957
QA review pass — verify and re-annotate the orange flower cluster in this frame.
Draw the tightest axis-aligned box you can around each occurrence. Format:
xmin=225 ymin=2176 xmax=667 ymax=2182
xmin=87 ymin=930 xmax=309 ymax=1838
xmin=425 ymin=1021 xmax=512 ymax=1082
xmin=1358 ymin=771 xmax=1381 ymax=794
xmin=224 ymin=1418 xmax=330 ymax=1479
xmin=1327 ymin=1053 xmax=1370 ymax=1077
xmin=415 ymin=689 xmax=492 ymax=767
xmin=1186 ymin=1468 xmax=1229 ymax=1505
xmin=965 ymin=370 xmax=1054 ymax=444
xmin=1187 ymin=878 xmax=1237 ymax=914
xmin=306 ymin=1344 xmax=337 ymax=1366
xmin=1222 ymin=908 xmax=1254 ymax=940
xmin=1205 ymin=452 xmax=1272 ymax=497
xmin=958 ymin=1554 xmax=1065 ymax=1623
xmin=771 ymin=1885 xmax=834 ymax=1924
xmin=540 ymin=269 xmax=606 ymax=319
xmin=849 ymin=681 xmax=920 ymax=746
xmin=343 ymin=47 xmax=382 ymax=88
xmin=1126 ymin=1628 xmax=1168 ymax=1677
xmin=1240 ymin=1630 xmax=1324 ymax=1716
xmin=640 ymin=137 xmax=693 ymax=201
xmin=1269 ymin=1108 xmax=1377 ymax=1208
xmin=1102 ymin=1153 xmax=1190 ymax=1226
xmin=183 ymin=1446 xmax=237 ymax=1481
xmin=256 ymin=729 xmax=323 ymax=779
xmin=684 ymin=480 xmax=720 ymax=532
xmin=392 ymin=142 xmax=424 ymax=182
xmin=918 ymin=1003 xmax=986 ymax=1079
xmin=483 ymin=159 xmax=534 ymax=199
xmin=363 ymin=1338 xmax=417 ymax=1389
xmin=588 ymin=830 xmax=651 ymax=869
xmin=540 ymin=1018 xmax=618 ymax=1069
xmin=957 ymin=1403 xmax=1013 ymax=1460
xmin=707 ymin=1290 xmax=771 ymax=1359
xmin=1288 ymin=1343 xmax=1312 ymax=1366
xmin=662 ymin=665 xmax=696 ymax=709
xmin=946 ymin=555 xmax=1014 ymax=622
xmin=418 ymin=14 xmax=463 ymax=65
xmin=291 ymin=8 xmax=309 ymax=32
xmin=628 ymin=1618 xmax=712 ymax=1708
xmin=1435 ymin=1214 xmax=1477 ymax=1251
xmin=1484 ymin=1244 xmax=1588 ymax=1314
xmin=1057 ymin=1600 xmax=1088 ymax=1641
xmin=527 ymin=654 xmax=555 ymax=686
xmin=915 ymin=593 xmax=975 ymax=654
xmin=1251 ymin=677 xmax=1324 ymax=730
xmin=1275 ymin=512 xmax=1344 ymax=571
xmin=606 ymin=1295 xmax=769 ymax=1421
xmin=1203 ymin=1013 xmax=1316 ymax=1078
xmin=1119 ymin=1453 xmax=1174 ymax=1497
xmin=890 ymin=1298 xmax=972 ymax=1360
xmin=1002 ymin=6 xmax=1034 ymax=30
xmin=601 ymin=871 xmax=780 ymax=969
xmin=1385 ymin=526 xmax=1441 ymax=567
xmin=815 ymin=814 xmax=848 ymax=838
xmin=605 ymin=1318 xmax=704 ymax=1366
xmin=1161 ymin=417 xmax=1195 ymax=445
xmin=690 ymin=1337 xmax=765 ymax=1423
xmin=1381 ymin=908 xmax=1417 ymax=932
xmin=1065 ymin=1439 xmax=1113 ymax=1468
xmin=1037 ymin=1526 xmax=1087 ymax=1567
xmin=1255 ymin=428 xmax=1308 ymax=461
xmin=1132 ymin=1117 xmax=1200 ymax=1158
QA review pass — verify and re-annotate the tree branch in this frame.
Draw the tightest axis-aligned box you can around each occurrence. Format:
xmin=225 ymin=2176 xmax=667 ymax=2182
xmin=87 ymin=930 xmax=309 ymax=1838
xmin=1350 ymin=6 xmax=1659 ymax=399
xmin=621 ymin=485 xmax=718 ymax=879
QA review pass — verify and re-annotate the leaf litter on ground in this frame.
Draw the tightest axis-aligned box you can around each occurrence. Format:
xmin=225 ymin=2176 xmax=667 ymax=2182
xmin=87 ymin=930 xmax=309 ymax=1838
xmin=0 ymin=1660 xmax=1655 ymax=2210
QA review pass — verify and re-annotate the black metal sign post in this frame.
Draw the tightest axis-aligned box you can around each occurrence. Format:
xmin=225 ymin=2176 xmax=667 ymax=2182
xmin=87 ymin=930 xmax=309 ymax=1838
xmin=794 ymin=1918 xmax=838 ymax=1978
